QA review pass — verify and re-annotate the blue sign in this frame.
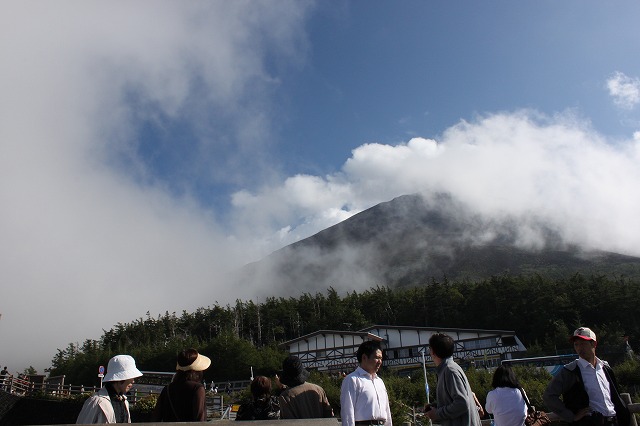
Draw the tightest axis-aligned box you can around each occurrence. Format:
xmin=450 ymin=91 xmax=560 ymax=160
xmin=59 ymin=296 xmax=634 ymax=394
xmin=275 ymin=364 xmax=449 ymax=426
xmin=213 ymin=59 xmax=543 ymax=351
xmin=98 ymin=365 xmax=105 ymax=374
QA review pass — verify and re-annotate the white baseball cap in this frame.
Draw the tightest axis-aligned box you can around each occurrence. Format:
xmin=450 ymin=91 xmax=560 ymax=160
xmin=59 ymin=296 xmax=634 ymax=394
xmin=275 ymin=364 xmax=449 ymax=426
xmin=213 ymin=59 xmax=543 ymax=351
xmin=571 ymin=327 xmax=597 ymax=342
xmin=103 ymin=355 xmax=143 ymax=382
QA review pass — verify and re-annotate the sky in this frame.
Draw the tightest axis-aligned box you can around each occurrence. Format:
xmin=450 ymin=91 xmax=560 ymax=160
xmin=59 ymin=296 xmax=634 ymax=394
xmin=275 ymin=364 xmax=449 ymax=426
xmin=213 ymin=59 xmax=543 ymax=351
xmin=1 ymin=1 xmax=640 ymax=375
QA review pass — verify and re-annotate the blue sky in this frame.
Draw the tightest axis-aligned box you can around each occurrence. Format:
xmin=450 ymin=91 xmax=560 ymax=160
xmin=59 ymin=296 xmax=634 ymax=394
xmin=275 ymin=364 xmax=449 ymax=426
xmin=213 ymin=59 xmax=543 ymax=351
xmin=1 ymin=1 xmax=640 ymax=373
xmin=275 ymin=1 xmax=639 ymax=168
xmin=128 ymin=1 xmax=640 ymax=210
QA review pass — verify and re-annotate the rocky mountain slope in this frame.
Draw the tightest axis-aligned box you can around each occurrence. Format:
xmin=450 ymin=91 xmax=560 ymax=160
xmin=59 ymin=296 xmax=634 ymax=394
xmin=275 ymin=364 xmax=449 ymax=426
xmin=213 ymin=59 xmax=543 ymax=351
xmin=237 ymin=193 xmax=640 ymax=295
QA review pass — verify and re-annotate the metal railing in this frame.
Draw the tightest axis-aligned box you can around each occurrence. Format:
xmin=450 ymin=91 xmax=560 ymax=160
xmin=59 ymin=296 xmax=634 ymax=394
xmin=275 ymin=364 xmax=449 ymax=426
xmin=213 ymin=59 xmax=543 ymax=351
xmin=1 ymin=374 xmax=230 ymax=421
xmin=0 ymin=375 xmax=215 ymax=405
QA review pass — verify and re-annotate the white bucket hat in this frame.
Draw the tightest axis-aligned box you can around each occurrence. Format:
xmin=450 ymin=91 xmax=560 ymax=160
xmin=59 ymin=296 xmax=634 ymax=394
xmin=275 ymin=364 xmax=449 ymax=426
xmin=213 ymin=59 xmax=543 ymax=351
xmin=103 ymin=355 xmax=143 ymax=382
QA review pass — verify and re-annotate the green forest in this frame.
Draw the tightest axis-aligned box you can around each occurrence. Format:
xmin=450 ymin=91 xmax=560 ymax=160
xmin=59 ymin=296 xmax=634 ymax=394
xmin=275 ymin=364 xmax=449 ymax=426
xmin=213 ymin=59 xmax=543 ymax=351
xmin=50 ymin=273 xmax=640 ymax=386
xmin=44 ymin=272 xmax=640 ymax=423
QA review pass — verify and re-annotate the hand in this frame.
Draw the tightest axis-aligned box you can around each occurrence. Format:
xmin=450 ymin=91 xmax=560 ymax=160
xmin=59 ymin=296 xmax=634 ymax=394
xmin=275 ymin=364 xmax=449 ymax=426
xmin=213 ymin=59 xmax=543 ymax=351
xmin=274 ymin=374 xmax=283 ymax=389
xmin=424 ymin=406 xmax=437 ymax=420
xmin=574 ymin=407 xmax=591 ymax=421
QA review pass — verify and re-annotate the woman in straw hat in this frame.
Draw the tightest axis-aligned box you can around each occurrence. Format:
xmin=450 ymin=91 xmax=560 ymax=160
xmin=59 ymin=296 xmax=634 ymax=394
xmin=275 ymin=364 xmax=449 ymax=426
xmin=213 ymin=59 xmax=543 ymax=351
xmin=76 ymin=354 xmax=143 ymax=424
xmin=152 ymin=348 xmax=212 ymax=422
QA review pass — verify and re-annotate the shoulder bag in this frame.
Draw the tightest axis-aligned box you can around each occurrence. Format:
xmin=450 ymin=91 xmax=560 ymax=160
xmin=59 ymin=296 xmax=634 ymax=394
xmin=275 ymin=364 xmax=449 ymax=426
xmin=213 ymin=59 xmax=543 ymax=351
xmin=519 ymin=388 xmax=551 ymax=426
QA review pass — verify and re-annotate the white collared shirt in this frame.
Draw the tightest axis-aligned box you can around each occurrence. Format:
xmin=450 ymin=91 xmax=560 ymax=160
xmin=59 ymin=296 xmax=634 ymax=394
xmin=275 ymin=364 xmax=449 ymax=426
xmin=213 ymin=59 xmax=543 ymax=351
xmin=576 ymin=357 xmax=616 ymax=416
xmin=340 ymin=366 xmax=392 ymax=426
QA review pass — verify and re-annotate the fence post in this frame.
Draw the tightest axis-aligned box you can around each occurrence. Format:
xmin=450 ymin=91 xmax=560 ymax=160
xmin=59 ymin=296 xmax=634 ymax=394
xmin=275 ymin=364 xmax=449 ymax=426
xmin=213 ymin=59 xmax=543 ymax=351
xmin=621 ymin=393 xmax=638 ymax=426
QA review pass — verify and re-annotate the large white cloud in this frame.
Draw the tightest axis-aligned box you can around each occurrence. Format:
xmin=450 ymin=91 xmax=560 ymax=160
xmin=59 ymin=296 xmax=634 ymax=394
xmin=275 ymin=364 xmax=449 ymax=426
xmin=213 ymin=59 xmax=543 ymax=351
xmin=0 ymin=1 xmax=312 ymax=373
xmin=236 ymin=110 xmax=640 ymax=257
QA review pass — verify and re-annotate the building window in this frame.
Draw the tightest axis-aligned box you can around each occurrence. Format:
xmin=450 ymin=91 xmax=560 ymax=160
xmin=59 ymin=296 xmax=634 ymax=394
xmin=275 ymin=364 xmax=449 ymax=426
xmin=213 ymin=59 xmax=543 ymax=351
xmin=502 ymin=336 xmax=517 ymax=346
xmin=411 ymin=347 xmax=423 ymax=357
xmin=464 ymin=338 xmax=496 ymax=350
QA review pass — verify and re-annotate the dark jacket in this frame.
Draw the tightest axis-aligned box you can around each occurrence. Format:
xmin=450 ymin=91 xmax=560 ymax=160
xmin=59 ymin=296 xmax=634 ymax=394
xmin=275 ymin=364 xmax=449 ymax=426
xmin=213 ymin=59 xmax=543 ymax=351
xmin=152 ymin=380 xmax=207 ymax=422
xmin=236 ymin=395 xmax=280 ymax=421
xmin=543 ymin=359 xmax=630 ymax=426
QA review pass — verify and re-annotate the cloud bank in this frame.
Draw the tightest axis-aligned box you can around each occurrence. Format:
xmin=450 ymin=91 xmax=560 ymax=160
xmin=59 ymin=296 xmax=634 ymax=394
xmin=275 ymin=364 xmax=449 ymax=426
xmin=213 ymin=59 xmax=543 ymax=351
xmin=236 ymin=110 xmax=640 ymax=258
xmin=0 ymin=1 xmax=313 ymax=373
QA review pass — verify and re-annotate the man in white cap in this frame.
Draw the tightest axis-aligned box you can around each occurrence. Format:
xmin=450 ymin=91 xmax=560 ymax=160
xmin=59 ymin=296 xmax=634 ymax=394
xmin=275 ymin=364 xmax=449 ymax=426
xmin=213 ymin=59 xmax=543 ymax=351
xmin=543 ymin=327 xmax=630 ymax=426
xmin=77 ymin=354 xmax=143 ymax=424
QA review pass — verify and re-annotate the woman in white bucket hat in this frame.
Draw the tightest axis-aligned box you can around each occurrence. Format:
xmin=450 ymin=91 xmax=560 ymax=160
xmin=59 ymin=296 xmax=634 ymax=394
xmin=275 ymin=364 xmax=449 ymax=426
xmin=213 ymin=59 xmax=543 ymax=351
xmin=76 ymin=355 xmax=143 ymax=424
xmin=152 ymin=348 xmax=211 ymax=422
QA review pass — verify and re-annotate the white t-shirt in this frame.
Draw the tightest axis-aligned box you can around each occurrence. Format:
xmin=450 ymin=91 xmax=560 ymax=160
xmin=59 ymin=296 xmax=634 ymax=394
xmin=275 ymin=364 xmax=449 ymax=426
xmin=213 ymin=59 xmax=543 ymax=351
xmin=485 ymin=387 xmax=527 ymax=426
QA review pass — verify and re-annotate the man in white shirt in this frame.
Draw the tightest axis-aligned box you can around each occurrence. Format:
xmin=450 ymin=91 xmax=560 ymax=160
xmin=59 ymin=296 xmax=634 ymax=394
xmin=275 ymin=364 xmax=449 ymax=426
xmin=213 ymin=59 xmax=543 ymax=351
xmin=543 ymin=327 xmax=630 ymax=426
xmin=340 ymin=341 xmax=392 ymax=426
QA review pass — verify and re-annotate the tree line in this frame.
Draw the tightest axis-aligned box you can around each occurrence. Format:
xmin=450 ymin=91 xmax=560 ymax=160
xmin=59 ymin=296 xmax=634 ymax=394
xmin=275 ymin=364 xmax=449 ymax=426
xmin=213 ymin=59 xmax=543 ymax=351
xmin=49 ymin=273 xmax=640 ymax=387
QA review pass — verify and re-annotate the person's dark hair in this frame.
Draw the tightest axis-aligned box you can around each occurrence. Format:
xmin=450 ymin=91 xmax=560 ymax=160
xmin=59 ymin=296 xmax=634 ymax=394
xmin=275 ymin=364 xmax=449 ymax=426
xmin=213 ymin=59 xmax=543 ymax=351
xmin=174 ymin=369 xmax=204 ymax=383
xmin=428 ymin=333 xmax=455 ymax=359
xmin=356 ymin=341 xmax=382 ymax=363
xmin=491 ymin=365 xmax=520 ymax=389
xmin=250 ymin=376 xmax=272 ymax=400
xmin=177 ymin=348 xmax=199 ymax=368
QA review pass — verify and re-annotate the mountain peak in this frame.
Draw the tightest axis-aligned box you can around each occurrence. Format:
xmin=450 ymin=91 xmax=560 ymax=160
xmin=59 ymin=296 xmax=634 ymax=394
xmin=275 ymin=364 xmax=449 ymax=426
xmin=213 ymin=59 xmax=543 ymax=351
xmin=235 ymin=193 xmax=640 ymax=297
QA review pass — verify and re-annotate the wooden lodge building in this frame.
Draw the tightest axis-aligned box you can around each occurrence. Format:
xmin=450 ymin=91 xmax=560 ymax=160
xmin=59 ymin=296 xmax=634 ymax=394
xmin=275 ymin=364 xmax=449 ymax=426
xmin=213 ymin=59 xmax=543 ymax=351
xmin=280 ymin=325 xmax=526 ymax=374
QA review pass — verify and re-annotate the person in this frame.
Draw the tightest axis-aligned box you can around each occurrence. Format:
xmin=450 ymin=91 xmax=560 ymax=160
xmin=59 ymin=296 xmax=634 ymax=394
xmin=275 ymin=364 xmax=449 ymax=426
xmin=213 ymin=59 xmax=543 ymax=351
xmin=76 ymin=355 xmax=143 ymax=424
xmin=276 ymin=355 xmax=334 ymax=419
xmin=485 ymin=365 xmax=527 ymax=426
xmin=0 ymin=366 xmax=8 ymax=391
xmin=236 ymin=375 xmax=280 ymax=421
xmin=424 ymin=333 xmax=481 ymax=426
xmin=340 ymin=340 xmax=393 ymax=426
xmin=543 ymin=327 xmax=631 ymax=426
xmin=152 ymin=348 xmax=212 ymax=422
xmin=623 ymin=336 xmax=634 ymax=360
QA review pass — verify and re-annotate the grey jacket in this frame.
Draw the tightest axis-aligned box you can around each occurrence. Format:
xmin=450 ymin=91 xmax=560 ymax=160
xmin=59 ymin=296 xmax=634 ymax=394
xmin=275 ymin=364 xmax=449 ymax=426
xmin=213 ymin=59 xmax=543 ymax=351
xmin=434 ymin=358 xmax=482 ymax=426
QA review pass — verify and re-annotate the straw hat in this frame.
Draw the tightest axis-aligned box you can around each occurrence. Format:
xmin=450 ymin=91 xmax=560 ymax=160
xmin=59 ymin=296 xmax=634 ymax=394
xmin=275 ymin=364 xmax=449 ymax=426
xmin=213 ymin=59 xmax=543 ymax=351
xmin=176 ymin=350 xmax=212 ymax=372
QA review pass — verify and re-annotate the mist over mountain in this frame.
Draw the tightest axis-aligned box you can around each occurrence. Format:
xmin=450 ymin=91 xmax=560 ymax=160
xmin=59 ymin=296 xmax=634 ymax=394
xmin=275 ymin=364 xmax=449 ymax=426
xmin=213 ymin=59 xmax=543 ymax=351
xmin=236 ymin=193 xmax=640 ymax=297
